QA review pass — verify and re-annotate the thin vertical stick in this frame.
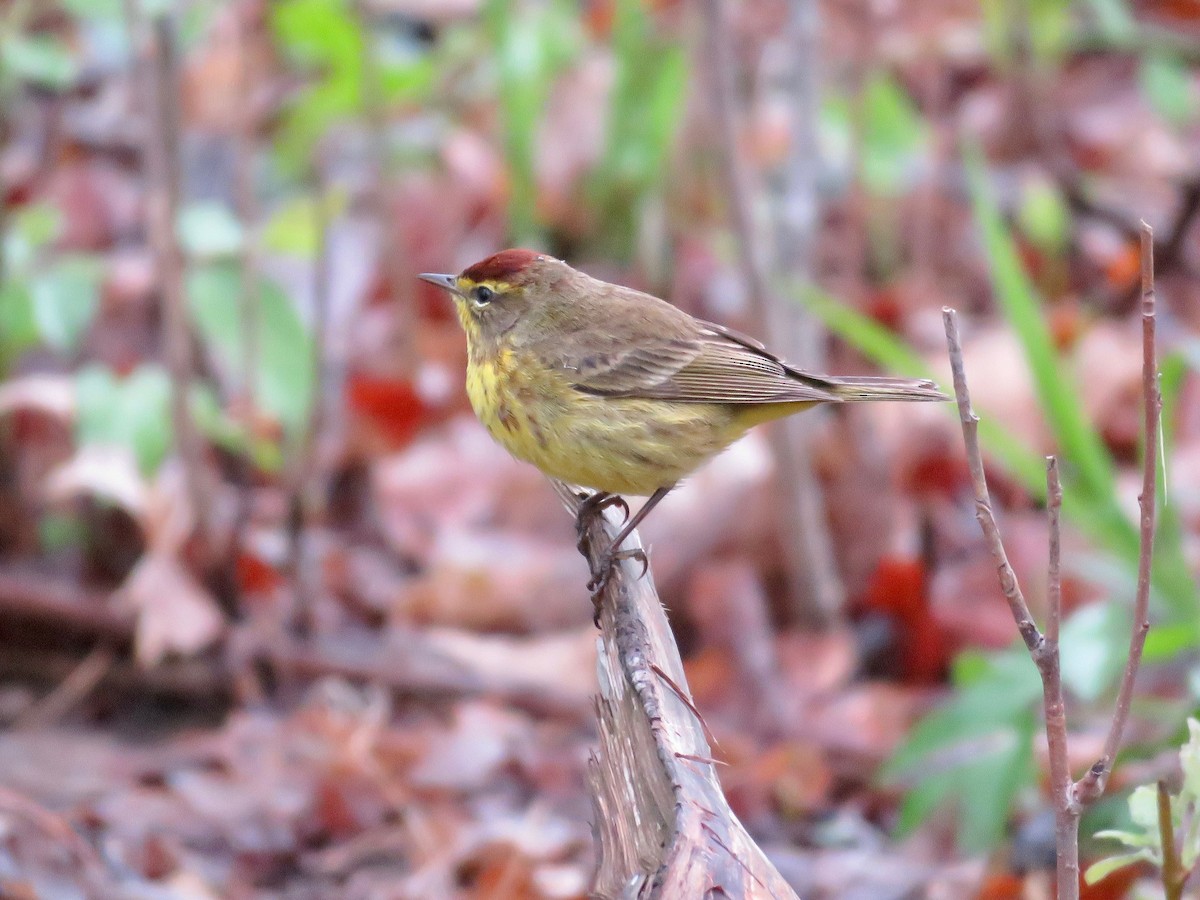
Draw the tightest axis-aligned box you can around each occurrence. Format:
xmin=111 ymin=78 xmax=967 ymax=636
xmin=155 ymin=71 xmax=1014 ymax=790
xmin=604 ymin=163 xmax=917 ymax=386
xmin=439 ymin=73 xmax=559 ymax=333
xmin=1043 ymin=456 xmax=1077 ymax=896
xmin=225 ymin=3 xmax=263 ymax=610
xmin=145 ymin=14 xmax=209 ymax=538
xmin=285 ymin=169 xmax=332 ymax=639
xmin=1076 ymin=221 xmax=1159 ymax=803
xmin=352 ymin=0 xmax=415 ymax=376
xmin=1158 ymin=780 xmax=1185 ymax=900
xmin=943 ymin=310 xmax=1043 ymax=654
xmin=701 ymin=0 xmax=843 ymax=627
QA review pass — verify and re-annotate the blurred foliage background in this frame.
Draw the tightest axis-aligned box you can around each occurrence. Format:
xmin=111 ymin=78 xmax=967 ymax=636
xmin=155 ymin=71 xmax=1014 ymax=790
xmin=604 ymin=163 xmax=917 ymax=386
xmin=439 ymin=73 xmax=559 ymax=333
xmin=1 ymin=0 xmax=1199 ymax=896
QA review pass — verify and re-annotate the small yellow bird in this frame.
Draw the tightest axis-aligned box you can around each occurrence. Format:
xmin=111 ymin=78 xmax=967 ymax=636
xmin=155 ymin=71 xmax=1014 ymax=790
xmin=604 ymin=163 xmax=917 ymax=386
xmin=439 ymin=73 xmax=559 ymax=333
xmin=420 ymin=250 xmax=945 ymax=599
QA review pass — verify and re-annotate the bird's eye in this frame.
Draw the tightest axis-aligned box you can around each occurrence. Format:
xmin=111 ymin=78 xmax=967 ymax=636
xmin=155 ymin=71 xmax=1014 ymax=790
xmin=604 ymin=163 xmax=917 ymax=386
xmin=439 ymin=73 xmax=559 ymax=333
xmin=473 ymin=286 xmax=494 ymax=306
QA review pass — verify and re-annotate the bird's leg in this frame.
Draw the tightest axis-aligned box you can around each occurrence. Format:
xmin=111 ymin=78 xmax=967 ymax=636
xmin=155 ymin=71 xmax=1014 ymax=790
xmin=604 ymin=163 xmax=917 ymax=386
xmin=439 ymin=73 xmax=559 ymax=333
xmin=586 ymin=485 xmax=673 ymax=621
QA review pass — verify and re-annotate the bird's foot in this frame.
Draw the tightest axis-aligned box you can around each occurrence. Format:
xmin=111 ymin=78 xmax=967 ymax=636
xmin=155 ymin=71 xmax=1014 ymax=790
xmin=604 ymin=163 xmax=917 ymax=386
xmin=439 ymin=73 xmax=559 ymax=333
xmin=586 ymin=545 xmax=649 ymax=625
xmin=575 ymin=492 xmax=630 ymax=555
xmin=577 ymin=491 xmax=630 ymax=524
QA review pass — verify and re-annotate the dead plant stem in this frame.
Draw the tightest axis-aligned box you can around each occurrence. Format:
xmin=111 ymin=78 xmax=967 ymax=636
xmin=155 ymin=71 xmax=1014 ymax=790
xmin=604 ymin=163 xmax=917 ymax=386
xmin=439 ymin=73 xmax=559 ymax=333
xmin=701 ymin=0 xmax=842 ymax=627
xmin=941 ymin=221 xmax=1157 ymax=898
xmin=145 ymin=14 xmax=209 ymax=541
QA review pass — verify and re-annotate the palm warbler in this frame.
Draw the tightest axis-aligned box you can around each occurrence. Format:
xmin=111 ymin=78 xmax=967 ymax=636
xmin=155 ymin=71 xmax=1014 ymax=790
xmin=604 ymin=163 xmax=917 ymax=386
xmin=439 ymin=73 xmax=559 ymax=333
xmin=420 ymin=249 xmax=945 ymax=597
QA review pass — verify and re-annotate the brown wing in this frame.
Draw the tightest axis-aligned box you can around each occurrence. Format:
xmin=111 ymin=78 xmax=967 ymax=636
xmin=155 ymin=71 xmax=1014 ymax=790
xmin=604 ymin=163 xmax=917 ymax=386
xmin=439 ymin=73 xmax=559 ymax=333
xmin=566 ymin=316 xmax=840 ymax=405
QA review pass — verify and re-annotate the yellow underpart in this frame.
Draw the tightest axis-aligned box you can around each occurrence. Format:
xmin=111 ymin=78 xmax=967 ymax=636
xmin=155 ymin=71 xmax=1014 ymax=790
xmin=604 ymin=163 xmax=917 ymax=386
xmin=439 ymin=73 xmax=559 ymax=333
xmin=464 ymin=345 xmax=816 ymax=496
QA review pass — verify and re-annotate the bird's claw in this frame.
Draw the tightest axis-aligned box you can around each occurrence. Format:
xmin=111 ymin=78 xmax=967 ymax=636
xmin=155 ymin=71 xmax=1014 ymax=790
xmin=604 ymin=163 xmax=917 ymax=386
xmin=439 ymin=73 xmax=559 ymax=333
xmin=576 ymin=493 xmax=631 ymax=555
xmin=605 ymin=495 xmax=631 ymax=522
xmin=577 ymin=491 xmax=630 ymax=525
xmin=586 ymin=546 xmax=649 ymax=625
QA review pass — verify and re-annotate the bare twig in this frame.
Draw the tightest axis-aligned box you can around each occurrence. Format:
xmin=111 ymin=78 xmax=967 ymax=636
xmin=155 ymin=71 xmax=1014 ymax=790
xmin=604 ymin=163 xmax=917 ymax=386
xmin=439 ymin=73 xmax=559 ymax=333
xmin=945 ymin=309 xmax=1075 ymax=893
xmin=285 ymin=169 xmax=333 ymax=638
xmin=224 ymin=2 xmax=263 ymax=610
xmin=1158 ymin=780 xmax=1185 ymax=900
xmin=12 ymin=645 xmax=115 ymax=731
xmin=940 ymin=220 xmax=1159 ymax=899
xmin=701 ymin=0 xmax=843 ymax=627
xmin=942 ymin=310 xmax=1043 ymax=654
xmin=1075 ymin=222 xmax=1159 ymax=804
xmin=1043 ymin=456 xmax=1076 ymax=892
xmin=144 ymin=14 xmax=209 ymax=540
xmin=352 ymin=0 xmax=415 ymax=376
xmin=0 ymin=785 xmax=112 ymax=897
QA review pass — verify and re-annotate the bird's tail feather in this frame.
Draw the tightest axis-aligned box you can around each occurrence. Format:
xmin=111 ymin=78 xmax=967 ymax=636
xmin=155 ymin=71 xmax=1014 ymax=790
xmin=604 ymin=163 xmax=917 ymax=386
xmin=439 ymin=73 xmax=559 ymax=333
xmin=825 ymin=375 xmax=948 ymax=402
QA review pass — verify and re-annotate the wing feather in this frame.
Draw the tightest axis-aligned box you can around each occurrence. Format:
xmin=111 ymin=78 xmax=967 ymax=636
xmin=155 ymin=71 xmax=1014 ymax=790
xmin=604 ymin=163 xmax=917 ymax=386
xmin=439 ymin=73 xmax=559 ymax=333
xmin=566 ymin=316 xmax=839 ymax=404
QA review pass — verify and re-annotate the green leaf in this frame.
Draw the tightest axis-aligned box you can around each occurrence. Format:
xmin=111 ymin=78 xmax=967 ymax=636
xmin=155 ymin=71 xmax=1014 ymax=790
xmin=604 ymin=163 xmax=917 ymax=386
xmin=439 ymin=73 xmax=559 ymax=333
xmin=187 ymin=264 xmax=313 ymax=436
xmin=271 ymin=0 xmax=367 ymax=173
xmin=262 ymin=197 xmax=320 ymax=257
xmin=959 ymin=708 xmax=1036 ymax=851
xmin=62 ymin=0 xmax=125 ymax=19
xmin=895 ymin=766 xmax=958 ymax=836
xmin=12 ymin=202 xmax=61 ymax=251
xmin=75 ymin=365 xmax=173 ymax=475
xmin=483 ymin=0 xmax=580 ymax=244
xmin=1059 ymin=601 xmax=1127 ymax=701
xmin=1144 ymin=622 xmax=1196 ymax=663
xmin=0 ymin=282 xmax=38 ymax=369
xmin=2 ymin=34 xmax=78 ymax=89
xmin=1140 ymin=54 xmax=1196 ymax=127
xmin=178 ymin=201 xmax=243 ymax=259
xmin=31 ymin=257 xmax=102 ymax=351
xmin=599 ymin=0 xmax=686 ymax=193
xmin=380 ymin=56 xmax=435 ymax=103
xmin=1092 ymin=827 xmax=1157 ymax=850
xmin=190 ymin=384 xmax=284 ymax=472
xmin=1183 ymin=724 xmax=1200 ymax=869
xmin=884 ymin=648 xmax=1041 ymax=778
xmin=1127 ymin=783 xmax=1162 ymax=831
xmin=1180 ymin=719 xmax=1200 ymax=800
xmin=821 ymin=72 xmax=929 ymax=197
xmin=885 ymin=649 xmax=1041 ymax=850
xmin=261 ymin=191 xmax=346 ymax=257
xmin=966 ymin=146 xmax=1117 ymax=507
xmin=796 ymin=286 xmax=934 ymax=378
xmin=1083 ymin=0 xmax=1137 ymax=42
xmin=4 ymin=202 xmax=61 ymax=274
xmin=860 ymin=71 xmax=929 ymax=196
xmin=38 ymin=511 xmax=86 ymax=554
xmin=1018 ymin=176 xmax=1070 ymax=255
xmin=1027 ymin=0 xmax=1071 ymax=60
xmin=890 ymin=706 xmax=1036 ymax=851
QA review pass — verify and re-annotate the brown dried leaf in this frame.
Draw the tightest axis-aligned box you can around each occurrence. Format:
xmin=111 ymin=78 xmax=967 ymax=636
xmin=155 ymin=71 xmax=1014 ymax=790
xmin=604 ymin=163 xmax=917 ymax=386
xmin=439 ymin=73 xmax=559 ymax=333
xmin=120 ymin=550 xmax=224 ymax=667
xmin=45 ymin=444 xmax=148 ymax=515
xmin=0 ymin=374 xmax=76 ymax=420
xmin=409 ymin=701 xmax=530 ymax=792
xmin=400 ymin=529 xmax=586 ymax=631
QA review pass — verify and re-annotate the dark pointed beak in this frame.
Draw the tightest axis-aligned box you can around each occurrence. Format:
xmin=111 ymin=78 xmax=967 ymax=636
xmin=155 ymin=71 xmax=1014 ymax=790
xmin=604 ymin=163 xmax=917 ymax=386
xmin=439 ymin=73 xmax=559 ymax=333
xmin=418 ymin=272 xmax=460 ymax=296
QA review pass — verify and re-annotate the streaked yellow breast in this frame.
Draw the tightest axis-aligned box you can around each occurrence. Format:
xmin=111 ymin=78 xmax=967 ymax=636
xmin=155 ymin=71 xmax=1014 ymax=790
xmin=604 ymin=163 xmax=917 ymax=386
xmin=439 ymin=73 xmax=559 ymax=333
xmin=463 ymin=346 xmax=812 ymax=495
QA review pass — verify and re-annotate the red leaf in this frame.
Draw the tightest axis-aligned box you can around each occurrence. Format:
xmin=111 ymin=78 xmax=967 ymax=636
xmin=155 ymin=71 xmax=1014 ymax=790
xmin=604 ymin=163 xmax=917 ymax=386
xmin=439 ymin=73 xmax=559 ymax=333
xmin=346 ymin=375 xmax=427 ymax=451
xmin=859 ymin=556 xmax=950 ymax=683
xmin=236 ymin=552 xmax=283 ymax=596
